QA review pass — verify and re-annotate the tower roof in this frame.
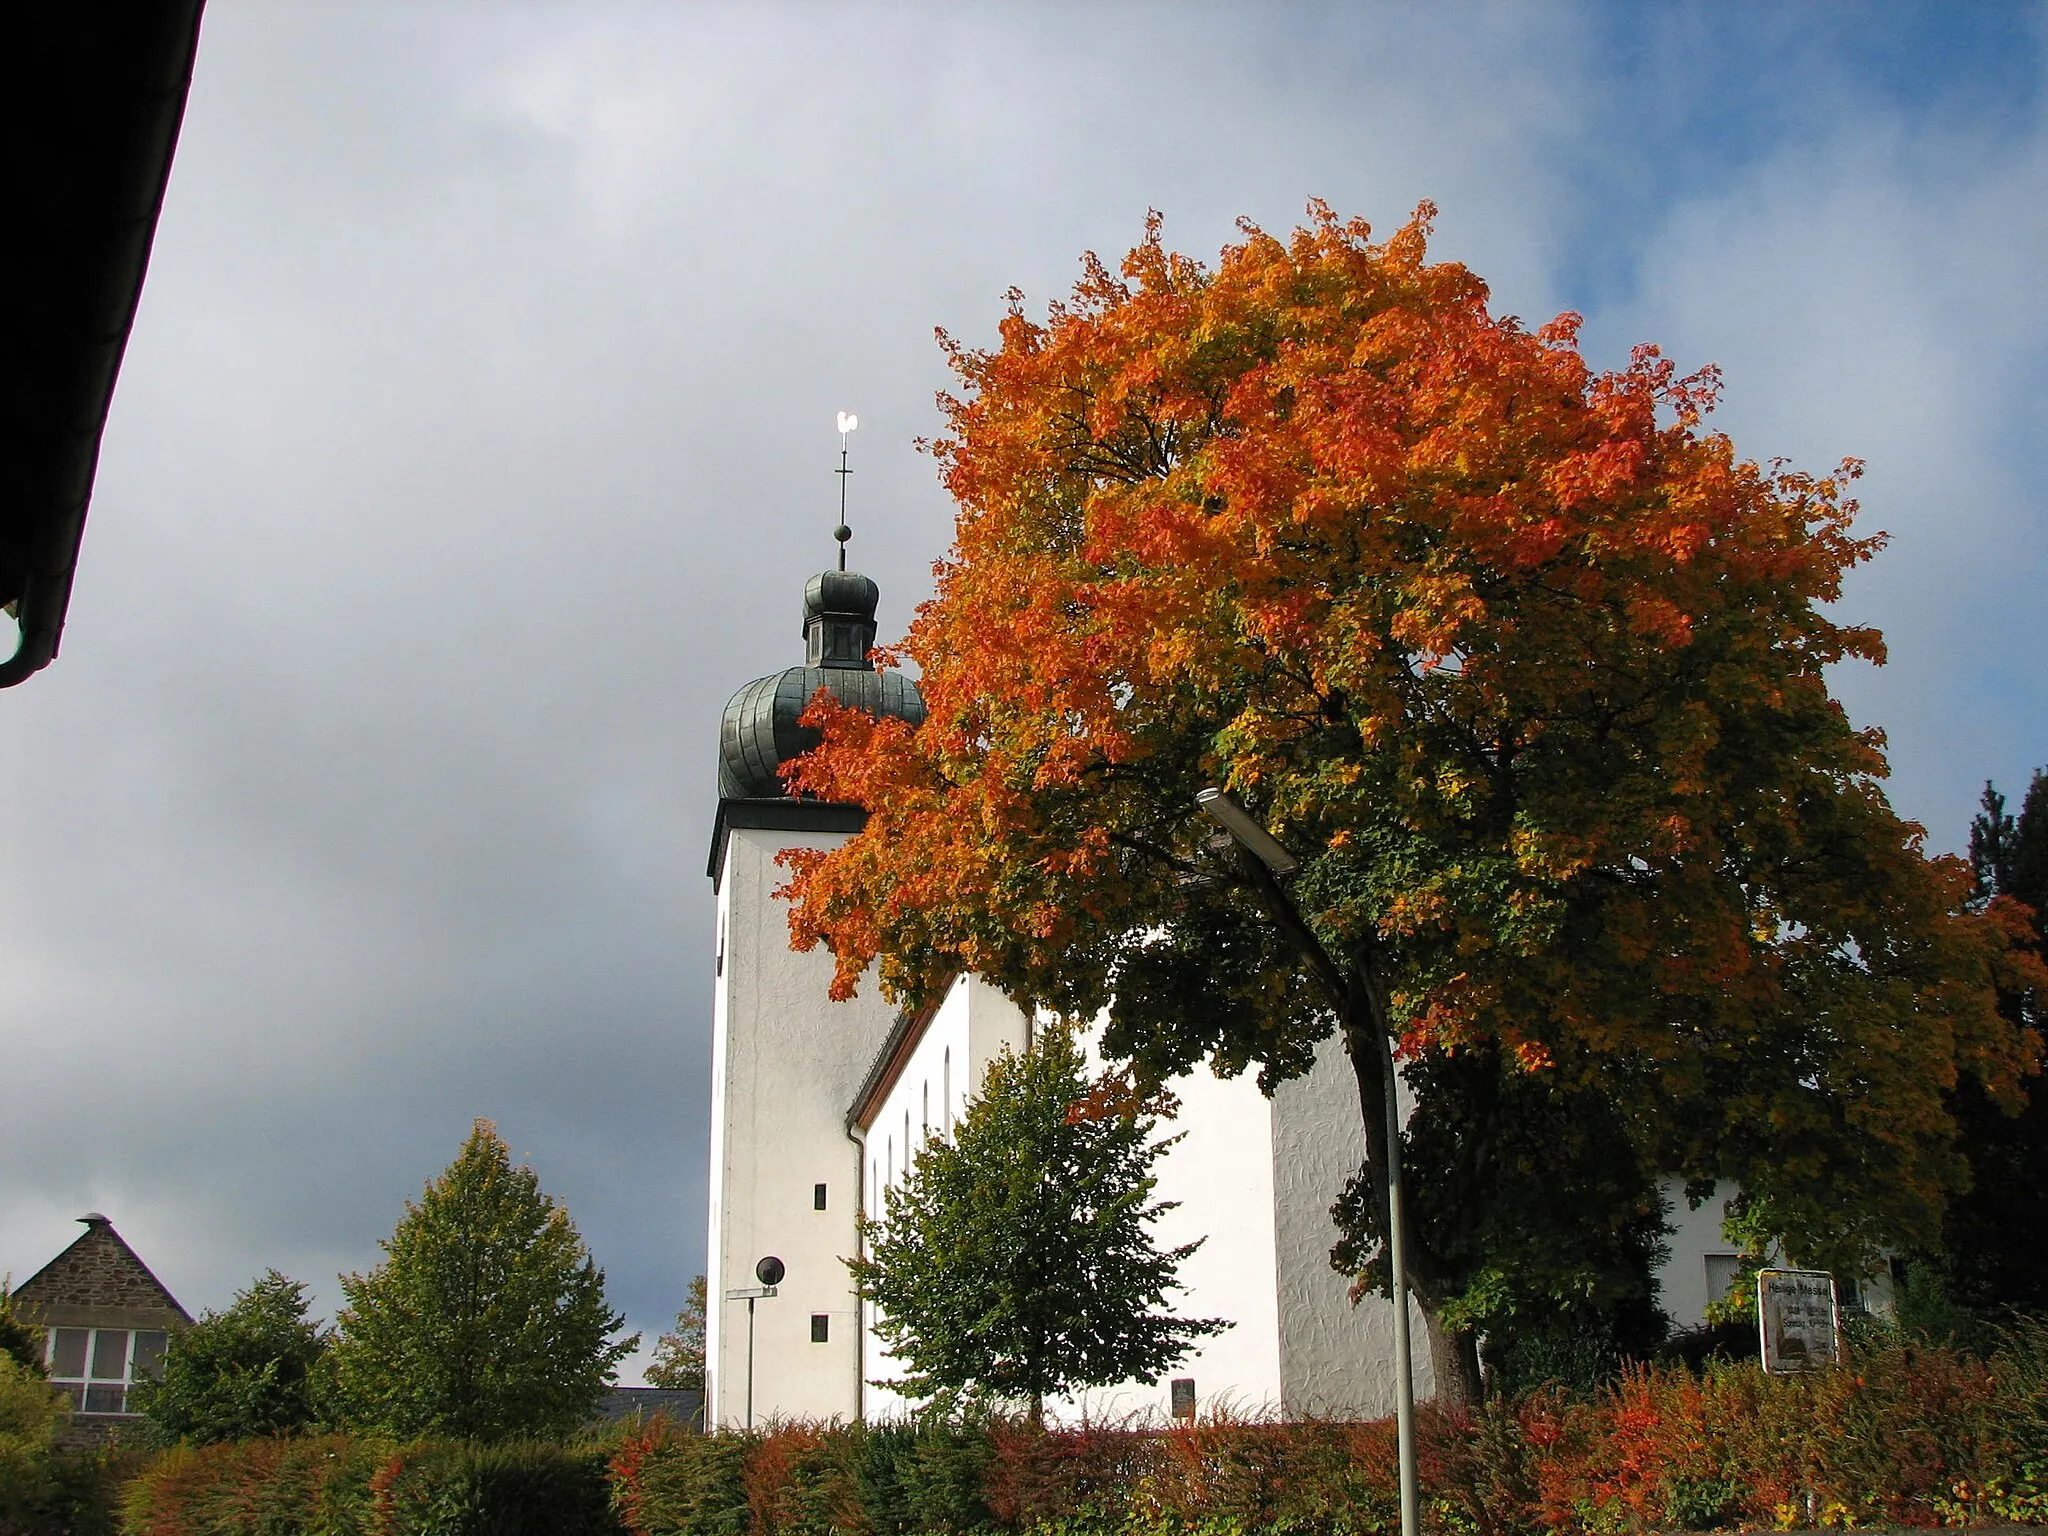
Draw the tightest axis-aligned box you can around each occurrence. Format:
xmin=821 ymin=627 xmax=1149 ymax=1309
xmin=716 ymin=567 xmax=924 ymax=803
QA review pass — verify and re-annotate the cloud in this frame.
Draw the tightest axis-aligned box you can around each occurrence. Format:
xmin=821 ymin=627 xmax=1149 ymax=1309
xmin=2 ymin=2 xmax=2039 ymax=1376
xmin=1586 ymin=95 xmax=2048 ymax=846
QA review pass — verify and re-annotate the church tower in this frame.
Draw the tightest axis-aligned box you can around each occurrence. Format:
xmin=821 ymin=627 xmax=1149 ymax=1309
xmin=705 ymin=560 xmax=923 ymax=1427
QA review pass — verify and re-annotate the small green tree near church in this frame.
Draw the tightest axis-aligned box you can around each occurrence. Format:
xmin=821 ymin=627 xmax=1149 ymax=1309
xmin=849 ymin=1029 xmax=1224 ymax=1424
xmin=331 ymin=1120 xmax=636 ymax=1441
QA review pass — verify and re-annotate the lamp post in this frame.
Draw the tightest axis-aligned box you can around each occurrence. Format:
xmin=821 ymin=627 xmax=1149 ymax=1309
xmin=1196 ymin=787 xmax=1420 ymax=1536
xmin=725 ymin=1254 xmax=785 ymax=1429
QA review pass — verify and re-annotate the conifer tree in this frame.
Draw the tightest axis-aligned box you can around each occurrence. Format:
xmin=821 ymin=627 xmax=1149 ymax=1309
xmin=848 ymin=1029 xmax=1224 ymax=1423
xmin=1944 ymin=772 xmax=2048 ymax=1317
xmin=331 ymin=1120 xmax=635 ymax=1440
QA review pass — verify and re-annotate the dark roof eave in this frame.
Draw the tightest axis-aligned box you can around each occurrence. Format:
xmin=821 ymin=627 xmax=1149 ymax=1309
xmin=846 ymin=979 xmax=956 ymax=1135
xmin=707 ymin=796 xmax=866 ymax=886
xmin=1 ymin=1 xmax=208 ymax=688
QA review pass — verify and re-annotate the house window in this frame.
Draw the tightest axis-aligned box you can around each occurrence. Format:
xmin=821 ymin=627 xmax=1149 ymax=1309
xmin=942 ymin=1048 xmax=951 ymax=1134
xmin=922 ymin=1081 xmax=929 ymax=1136
xmin=813 ymin=1182 xmax=827 ymax=1211
xmin=47 ymin=1327 xmax=167 ymax=1415
xmin=1704 ymin=1253 xmax=1742 ymax=1310
xmin=810 ymin=1314 xmax=830 ymax=1344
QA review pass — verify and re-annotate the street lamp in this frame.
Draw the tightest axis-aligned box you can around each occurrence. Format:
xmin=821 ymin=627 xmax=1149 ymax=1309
xmin=1196 ymin=787 xmax=1420 ymax=1536
xmin=725 ymin=1254 xmax=785 ymax=1429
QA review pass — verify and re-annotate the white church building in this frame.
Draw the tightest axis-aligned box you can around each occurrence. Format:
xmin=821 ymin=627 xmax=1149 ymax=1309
xmin=704 ymin=559 xmax=1746 ymax=1429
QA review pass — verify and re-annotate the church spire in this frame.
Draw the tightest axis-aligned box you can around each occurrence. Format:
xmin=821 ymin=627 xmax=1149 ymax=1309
xmin=833 ymin=409 xmax=857 ymax=572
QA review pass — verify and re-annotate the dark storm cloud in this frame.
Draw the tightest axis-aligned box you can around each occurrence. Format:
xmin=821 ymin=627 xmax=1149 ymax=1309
xmin=3 ymin=3 xmax=2041 ymax=1379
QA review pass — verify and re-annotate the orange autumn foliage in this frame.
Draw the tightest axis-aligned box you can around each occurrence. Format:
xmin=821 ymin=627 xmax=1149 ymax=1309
xmin=778 ymin=203 xmax=2042 ymax=1296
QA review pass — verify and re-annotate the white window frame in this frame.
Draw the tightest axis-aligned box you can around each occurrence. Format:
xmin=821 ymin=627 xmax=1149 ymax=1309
xmin=44 ymin=1326 xmax=165 ymax=1416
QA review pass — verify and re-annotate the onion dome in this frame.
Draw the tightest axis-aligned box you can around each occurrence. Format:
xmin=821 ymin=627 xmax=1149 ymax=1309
xmin=717 ymin=569 xmax=925 ymax=800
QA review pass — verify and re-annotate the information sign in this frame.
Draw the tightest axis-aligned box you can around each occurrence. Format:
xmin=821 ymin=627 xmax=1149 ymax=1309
xmin=1757 ymin=1268 xmax=1839 ymax=1373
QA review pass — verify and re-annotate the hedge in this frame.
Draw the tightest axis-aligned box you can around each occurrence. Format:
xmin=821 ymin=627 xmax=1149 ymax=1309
xmin=114 ymin=1328 xmax=2048 ymax=1534
xmin=610 ymin=1327 xmax=2048 ymax=1534
xmin=121 ymin=1434 xmax=621 ymax=1536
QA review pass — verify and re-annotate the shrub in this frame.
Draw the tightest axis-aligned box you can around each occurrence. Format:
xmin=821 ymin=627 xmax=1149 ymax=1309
xmin=120 ymin=1433 xmax=622 ymax=1536
xmin=610 ymin=1419 xmax=753 ymax=1536
xmin=0 ymin=1353 xmax=132 ymax=1536
xmin=605 ymin=1326 xmax=2048 ymax=1534
xmin=131 ymin=1272 xmax=332 ymax=1447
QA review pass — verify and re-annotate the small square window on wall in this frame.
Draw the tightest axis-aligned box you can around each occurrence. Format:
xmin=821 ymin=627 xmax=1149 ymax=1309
xmin=814 ymin=1183 xmax=827 ymax=1211
xmin=810 ymin=1314 xmax=830 ymax=1343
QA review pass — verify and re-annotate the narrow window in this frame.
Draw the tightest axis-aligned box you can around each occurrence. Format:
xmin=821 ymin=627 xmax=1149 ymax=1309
xmin=885 ymin=1136 xmax=893 ymax=1188
xmin=810 ymin=1314 xmax=830 ymax=1344
xmin=715 ymin=913 xmax=725 ymax=978
xmin=922 ymin=1081 xmax=929 ymax=1136
xmin=813 ymin=1182 xmax=828 ymax=1211
xmin=1704 ymin=1253 xmax=1741 ymax=1309
xmin=942 ymin=1048 xmax=951 ymax=1132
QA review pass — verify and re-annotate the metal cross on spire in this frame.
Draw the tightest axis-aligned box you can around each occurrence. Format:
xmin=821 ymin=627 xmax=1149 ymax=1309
xmin=834 ymin=410 xmax=858 ymax=571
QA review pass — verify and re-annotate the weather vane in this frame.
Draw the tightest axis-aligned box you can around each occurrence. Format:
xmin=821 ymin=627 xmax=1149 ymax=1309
xmin=834 ymin=410 xmax=858 ymax=571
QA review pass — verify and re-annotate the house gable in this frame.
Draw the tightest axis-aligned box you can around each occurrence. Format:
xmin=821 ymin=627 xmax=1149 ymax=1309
xmin=14 ymin=1214 xmax=191 ymax=1331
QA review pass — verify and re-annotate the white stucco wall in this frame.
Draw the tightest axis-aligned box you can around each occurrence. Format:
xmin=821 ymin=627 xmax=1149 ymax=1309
xmin=707 ymin=825 xmax=899 ymax=1427
xmin=1657 ymin=1177 xmax=1739 ymax=1332
xmin=1067 ymin=1046 xmax=1284 ymax=1422
xmin=1270 ymin=1035 xmax=1434 ymax=1416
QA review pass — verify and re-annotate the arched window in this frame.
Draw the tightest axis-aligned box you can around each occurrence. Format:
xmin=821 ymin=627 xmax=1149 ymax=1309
xmin=922 ymin=1081 xmax=929 ymax=1136
xmin=942 ymin=1048 xmax=951 ymax=1133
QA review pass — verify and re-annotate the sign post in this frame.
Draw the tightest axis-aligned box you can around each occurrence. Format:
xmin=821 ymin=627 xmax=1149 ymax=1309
xmin=1757 ymin=1268 xmax=1840 ymax=1373
xmin=725 ymin=1255 xmax=786 ymax=1429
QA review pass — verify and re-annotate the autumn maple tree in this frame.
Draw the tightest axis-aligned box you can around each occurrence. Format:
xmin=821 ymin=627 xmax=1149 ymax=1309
xmin=780 ymin=204 xmax=2044 ymax=1393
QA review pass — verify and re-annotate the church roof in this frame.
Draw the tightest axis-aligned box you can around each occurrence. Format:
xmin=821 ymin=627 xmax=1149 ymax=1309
xmin=716 ymin=564 xmax=925 ymax=801
xmin=13 ymin=1214 xmax=191 ymax=1328
xmin=708 ymin=562 xmax=925 ymax=883
xmin=847 ymin=986 xmax=953 ymax=1134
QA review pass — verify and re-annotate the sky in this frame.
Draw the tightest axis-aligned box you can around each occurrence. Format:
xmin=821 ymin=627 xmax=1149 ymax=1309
xmin=3 ymin=2 xmax=2043 ymax=1382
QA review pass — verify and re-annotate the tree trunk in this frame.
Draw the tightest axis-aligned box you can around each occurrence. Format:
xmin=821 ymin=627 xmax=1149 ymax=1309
xmin=1425 ymin=1307 xmax=1479 ymax=1409
xmin=1340 ymin=988 xmax=1479 ymax=1407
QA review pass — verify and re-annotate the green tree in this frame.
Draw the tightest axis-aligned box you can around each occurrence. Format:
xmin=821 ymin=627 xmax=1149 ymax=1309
xmin=1355 ymin=1049 xmax=1672 ymax=1392
xmin=0 ymin=1353 xmax=64 ymax=1527
xmin=130 ymin=1271 xmax=330 ymax=1445
xmin=849 ymin=1028 xmax=1224 ymax=1423
xmin=645 ymin=1276 xmax=706 ymax=1392
xmin=1938 ymin=771 xmax=2048 ymax=1319
xmin=781 ymin=207 xmax=2045 ymax=1397
xmin=331 ymin=1119 xmax=636 ymax=1441
xmin=0 ymin=1282 xmax=42 ymax=1377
